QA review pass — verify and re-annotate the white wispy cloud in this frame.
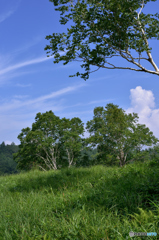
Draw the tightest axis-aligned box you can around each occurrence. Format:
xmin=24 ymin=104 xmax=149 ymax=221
xmin=126 ymin=86 xmax=159 ymax=139
xmin=0 ymin=83 xmax=85 ymax=112
xmin=0 ymin=55 xmax=54 ymax=76
xmin=62 ymin=98 xmax=114 ymax=109
xmin=0 ymin=49 xmax=67 ymax=82
xmin=0 ymin=83 xmax=86 ymax=144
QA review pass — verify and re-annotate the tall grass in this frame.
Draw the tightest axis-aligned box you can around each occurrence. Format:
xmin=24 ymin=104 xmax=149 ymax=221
xmin=0 ymin=161 xmax=159 ymax=239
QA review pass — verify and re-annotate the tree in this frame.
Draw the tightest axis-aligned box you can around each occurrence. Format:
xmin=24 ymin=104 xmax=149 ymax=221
xmin=86 ymin=103 xmax=158 ymax=167
xmin=32 ymin=111 xmax=64 ymax=170
xmin=13 ymin=111 xmax=85 ymax=171
xmin=13 ymin=111 xmax=64 ymax=171
xmin=45 ymin=0 xmax=159 ymax=80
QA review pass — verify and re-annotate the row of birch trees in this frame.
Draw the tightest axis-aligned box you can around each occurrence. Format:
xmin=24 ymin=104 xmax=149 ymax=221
xmin=13 ymin=103 xmax=158 ymax=170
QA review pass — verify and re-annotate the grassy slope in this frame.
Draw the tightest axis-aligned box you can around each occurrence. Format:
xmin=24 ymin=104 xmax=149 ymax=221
xmin=0 ymin=161 xmax=159 ymax=240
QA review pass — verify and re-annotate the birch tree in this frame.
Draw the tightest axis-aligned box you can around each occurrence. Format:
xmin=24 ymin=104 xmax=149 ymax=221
xmin=45 ymin=0 xmax=159 ymax=80
xmin=13 ymin=111 xmax=84 ymax=171
xmin=86 ymin=103 xmax=158 ymax=167
xmin=13 ymin=111 xmax=64 ymax=171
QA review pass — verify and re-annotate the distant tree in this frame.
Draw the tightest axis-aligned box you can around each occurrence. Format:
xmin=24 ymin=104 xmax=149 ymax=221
xmin=86 ymin=103 xmax=158 ymax=167
xmin=13 ymin=127 xmax=36 ymax=170
xmin=0 ymin=142 xmax=19 ymax=175
xmin=126 ymin=147 xmax=150 ymax=164
xmin=148 ymin=144 xmax=159 ymax=162
xmin=0 ymin=141 xmax=5 ymax=150
xmin=45 ymin=0 xmax=159 ymax=80
xmin=76 ymin=146 xmax=97 ymax=167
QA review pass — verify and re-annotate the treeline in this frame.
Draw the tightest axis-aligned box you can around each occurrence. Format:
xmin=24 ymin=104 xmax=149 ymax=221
xmin=0 ymin=142 xmax=19 ymax=176
xmin=1 ymin=103 xmax=159 ymax=175
xmin=1 ymin=140 xmax=159 ymax=176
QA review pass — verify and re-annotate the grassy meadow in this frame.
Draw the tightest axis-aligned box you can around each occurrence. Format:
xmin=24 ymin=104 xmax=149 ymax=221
xmin=0 ymin=161 xmax=159 ymax=239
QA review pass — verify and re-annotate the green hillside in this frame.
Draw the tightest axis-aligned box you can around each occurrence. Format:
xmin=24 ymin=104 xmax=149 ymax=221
xmin=0 ymin=161 xmax=159 ymax=239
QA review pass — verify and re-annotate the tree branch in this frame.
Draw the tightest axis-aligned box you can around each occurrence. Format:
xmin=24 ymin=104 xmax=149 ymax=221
xmin=36 ymin=145 xmax=58 ymax=170
xmin=49 ymin=0 xmax=159 ymax=77
xmin=73 ymin=29 xmax=159 ymax=76
xmin=37 ymin=165 xmax=47 ymax=171
xmin=131 ymin=0 xmax=159 ymax=72
xmin=136 ymin=0 xmax=144 ymax=19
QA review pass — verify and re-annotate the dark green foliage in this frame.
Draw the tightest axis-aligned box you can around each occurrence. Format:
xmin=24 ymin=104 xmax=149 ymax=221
xmin=76 ymin=147 xmax=97 ymax=167
xmin=0 ymin=142 xmax=19 ymax=175
xmin=148 ymin=144 xmax=159 ymax=162
xmin=95 ymin=144 xmax=119 ymax=166
xmin=126 ymin=144 xmax=159 ymax=166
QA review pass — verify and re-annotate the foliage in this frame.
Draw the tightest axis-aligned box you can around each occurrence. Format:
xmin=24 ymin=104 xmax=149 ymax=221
xmin=86 ymin=103 xmax=159 ymax=166
xmin=13 ymin=111 xmax=84 ymax=171
xmin=76 ymin=144 xmax=97 ymax=167
xmin=60 ymin=117 xmax=84 ymax=167
xmin=127 ymin=144 xmax=159 ymax=166
xmin=148 ymin=144 xmax=159 ymax=163
xmin=0 ymin=142 xmax=19 ymax=176
xmin=45 ymin=0 xmax=159 ymax=80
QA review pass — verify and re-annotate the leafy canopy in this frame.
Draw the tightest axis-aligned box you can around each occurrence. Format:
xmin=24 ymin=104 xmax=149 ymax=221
xmin=13 ymin=111 xmax=84 ymax=170
xmin=45 ymin=0 xmax=159 ymax=80
xmin=86 ymin=103 xmax=159 ymax=166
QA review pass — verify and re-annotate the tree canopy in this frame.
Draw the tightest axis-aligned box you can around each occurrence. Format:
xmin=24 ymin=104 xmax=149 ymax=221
xmin=45 ymin=0 xmax=159 ymax=80
xmin=13 ymin=111 xmax=84 ymax=171
xmin=61 ymin=117 xmax=84 ymax=167
xmin=86 ymin=103 xmax=159 ymax=166
xmin=13 ymin=105 xmax=159 ymax=171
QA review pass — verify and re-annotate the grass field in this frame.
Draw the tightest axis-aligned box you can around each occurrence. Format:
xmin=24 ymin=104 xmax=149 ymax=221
xmin=0 ymin=161 xmax=159 ymax=239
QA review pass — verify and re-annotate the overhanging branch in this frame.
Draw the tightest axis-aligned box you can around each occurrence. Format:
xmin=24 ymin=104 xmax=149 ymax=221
xmin=74 ymin=43 xmax=159 ymax=76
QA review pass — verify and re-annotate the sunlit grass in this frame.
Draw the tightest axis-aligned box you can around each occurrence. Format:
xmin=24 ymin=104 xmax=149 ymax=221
xmin=0 ymin=161 xmax=159 ymax=239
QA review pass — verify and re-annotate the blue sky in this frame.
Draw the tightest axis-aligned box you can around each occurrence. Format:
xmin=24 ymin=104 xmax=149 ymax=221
xmin=0 ymin=0 xmax=159 ymax=145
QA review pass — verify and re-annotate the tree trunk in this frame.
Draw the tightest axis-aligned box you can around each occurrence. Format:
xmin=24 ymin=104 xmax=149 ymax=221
xmin=119 ymin=148 xmax=127 ymax=167
xmin=66 ymin=149 xmax=74 ymax=168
